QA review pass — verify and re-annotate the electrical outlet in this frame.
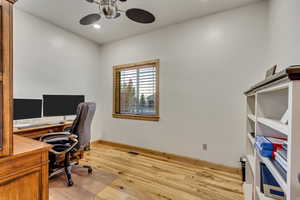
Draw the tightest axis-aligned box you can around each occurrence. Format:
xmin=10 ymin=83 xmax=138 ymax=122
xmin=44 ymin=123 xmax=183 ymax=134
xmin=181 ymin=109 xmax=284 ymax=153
xmin=202 ymin=144 xmax=208 ymax=151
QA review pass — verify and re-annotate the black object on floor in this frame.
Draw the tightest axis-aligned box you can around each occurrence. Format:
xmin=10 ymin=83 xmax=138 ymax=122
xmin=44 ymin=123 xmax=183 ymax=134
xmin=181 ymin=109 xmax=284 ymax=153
xmin=128 ymin=151 xmax=140 ymax=156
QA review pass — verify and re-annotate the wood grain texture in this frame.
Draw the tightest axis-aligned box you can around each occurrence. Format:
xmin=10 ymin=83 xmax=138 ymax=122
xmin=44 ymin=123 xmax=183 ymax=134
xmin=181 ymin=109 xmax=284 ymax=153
xmin=0 ymin=171 xmax=41 ymax=200
xmin=12 ymin=135 xmax=52 ymax=156
xmin=49 ymin=168 xmax=117 ymax=200
xmin=112 ymin=113 xmax=160 ymax=121
xmin=94 ymin=140 xmax=241 ymax=174
xmin=0 ymin=0 xmax=13 ymax=157
xmin=0 ymin=135 xmax=52 ymax=200
xmin=49 ymin=142 xmax=244 ymax=200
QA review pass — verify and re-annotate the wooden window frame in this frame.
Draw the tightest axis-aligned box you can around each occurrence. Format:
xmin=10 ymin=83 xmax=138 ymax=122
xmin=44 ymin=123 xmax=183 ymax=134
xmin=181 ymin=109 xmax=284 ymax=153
xmin=113 ymin=59 xmax=160 ymax=122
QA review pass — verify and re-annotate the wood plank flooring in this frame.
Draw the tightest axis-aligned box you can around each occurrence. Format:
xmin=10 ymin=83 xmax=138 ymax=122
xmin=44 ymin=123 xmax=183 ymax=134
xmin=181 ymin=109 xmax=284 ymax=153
xmin=50 ymin=143 xmax=244 ymax=200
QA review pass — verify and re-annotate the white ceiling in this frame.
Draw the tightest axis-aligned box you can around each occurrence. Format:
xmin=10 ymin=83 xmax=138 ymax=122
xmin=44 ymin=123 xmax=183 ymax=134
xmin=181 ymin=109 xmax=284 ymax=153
xmin=15 ymin=0 xmax=261 ymax=45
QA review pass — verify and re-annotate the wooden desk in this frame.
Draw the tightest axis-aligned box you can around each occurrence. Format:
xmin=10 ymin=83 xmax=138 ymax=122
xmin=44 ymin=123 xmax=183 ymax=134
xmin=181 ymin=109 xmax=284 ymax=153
xmin=0 ymin=135 xmax=52 ymax=200
xmin=13 ymin=121 xmax=73 ymax=139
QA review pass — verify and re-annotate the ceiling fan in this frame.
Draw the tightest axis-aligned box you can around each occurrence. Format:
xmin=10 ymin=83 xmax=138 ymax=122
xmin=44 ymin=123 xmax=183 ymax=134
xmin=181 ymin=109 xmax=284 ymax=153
xmin=79 ymin=0 xmax=155 ymax=25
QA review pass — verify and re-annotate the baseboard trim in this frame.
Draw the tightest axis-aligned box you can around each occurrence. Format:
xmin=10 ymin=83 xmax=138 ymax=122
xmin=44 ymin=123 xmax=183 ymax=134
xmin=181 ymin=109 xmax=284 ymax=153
xmin=92 ymin=139 xmax=241 ymax=175
xmin=90 ymin=140 xmax=100 ymax=146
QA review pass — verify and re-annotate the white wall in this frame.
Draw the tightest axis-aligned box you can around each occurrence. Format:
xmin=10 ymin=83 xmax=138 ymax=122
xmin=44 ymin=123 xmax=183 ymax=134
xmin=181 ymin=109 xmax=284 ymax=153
xmin=13 ymin=9 xmax=102 ymax=141
xmin=267 ymin=0 xmax=292 ymax=70
xmin=267 ymin=0 xmax=300 ymax=70
xmin=96 ymin=1 xmax=269 ymax=167
xmin=14 ymin=1 xmax=274 ymax=167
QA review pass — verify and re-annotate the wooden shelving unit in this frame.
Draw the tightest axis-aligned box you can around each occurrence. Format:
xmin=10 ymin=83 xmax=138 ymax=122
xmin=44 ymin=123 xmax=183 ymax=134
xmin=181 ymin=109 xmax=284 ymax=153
xmin=244 ymin=66 xmax=300 ymax=200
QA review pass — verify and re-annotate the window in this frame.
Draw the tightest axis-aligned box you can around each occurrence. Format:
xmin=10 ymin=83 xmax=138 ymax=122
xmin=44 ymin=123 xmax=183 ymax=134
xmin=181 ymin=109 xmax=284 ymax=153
xmin=113 ymin=59 xmax=159 ymax=121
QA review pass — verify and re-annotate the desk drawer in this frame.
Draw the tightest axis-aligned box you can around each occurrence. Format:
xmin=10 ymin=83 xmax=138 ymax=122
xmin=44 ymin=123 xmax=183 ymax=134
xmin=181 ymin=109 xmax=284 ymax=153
xmin=0 ymin=170 xmax=41 ymax=200
xmin=0 ymin=152 xmax=42 ymax=180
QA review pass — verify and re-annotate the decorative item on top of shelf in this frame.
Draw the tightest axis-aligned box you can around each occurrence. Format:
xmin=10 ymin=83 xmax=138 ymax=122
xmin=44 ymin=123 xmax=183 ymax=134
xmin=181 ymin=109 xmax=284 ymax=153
xmin=265 ymin=65 xmax=277 ymax=79
xmin=280 ymin=109 xmax=289 ymax=125
xmin=261 ymin=163 xmax=285 ymax=200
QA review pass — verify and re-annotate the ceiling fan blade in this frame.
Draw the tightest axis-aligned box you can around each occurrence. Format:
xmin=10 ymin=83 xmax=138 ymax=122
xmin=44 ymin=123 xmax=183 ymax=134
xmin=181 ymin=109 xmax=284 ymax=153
xmin=126 ymin=8 xmax=155 ymax=24
xmin=79 ymin=13 xmax=101 ymax=25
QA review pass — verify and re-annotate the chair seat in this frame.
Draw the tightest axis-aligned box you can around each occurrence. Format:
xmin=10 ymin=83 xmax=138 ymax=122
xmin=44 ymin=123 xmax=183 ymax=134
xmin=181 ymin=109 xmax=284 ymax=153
xmin=42 ymin=132 xmax=77 ymax=153
xmin=52 ymin=143 xmax=71 ymax=152
xmin=46 ymin=136 xmax=71 ymax=144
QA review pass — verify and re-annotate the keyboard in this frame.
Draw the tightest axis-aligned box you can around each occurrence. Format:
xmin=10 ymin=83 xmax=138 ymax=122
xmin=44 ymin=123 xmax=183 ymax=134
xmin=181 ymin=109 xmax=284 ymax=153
xmin=15 ymin=123 xmax=51 ymax=129
xmin=46 ymin=121 xmax=65 ymax=125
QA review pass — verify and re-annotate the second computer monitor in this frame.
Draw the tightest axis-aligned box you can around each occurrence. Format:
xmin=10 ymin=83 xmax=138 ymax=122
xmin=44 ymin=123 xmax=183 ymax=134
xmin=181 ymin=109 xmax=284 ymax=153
xmin=43 ymin=95 xmax=85 ymax=117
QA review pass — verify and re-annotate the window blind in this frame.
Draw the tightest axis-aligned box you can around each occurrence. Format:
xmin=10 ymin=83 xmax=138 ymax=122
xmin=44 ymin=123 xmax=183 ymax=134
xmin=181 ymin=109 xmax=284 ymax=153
xmin=119 ymin=66 xmax=156 ymax=115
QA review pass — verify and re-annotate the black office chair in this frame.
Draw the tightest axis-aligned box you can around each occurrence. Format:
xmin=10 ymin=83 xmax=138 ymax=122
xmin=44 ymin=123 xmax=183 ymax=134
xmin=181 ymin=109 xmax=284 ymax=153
xmin=40 ymin=102 xmax=96 ymax=186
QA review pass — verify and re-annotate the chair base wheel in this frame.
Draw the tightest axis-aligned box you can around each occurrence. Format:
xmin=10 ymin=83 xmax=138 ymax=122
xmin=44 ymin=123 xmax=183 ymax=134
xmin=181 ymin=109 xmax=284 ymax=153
xmin=67 ymin=180 xmax=74 ymax=187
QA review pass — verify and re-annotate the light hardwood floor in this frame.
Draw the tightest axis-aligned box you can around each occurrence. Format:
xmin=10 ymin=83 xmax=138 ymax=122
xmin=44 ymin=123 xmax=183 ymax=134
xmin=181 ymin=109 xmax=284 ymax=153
xmin=50 ymin=143 xmax=244 ymax=200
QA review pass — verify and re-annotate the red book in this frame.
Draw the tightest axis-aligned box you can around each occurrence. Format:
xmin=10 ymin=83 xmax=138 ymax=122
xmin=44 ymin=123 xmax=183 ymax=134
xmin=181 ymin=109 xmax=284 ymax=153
xmin=266 ymin=137 xmax=287 ymax=158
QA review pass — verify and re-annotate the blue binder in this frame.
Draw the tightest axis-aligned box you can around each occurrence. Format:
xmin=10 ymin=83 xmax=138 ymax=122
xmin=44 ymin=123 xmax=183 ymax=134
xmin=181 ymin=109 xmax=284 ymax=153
xmin=261 ymin=163 xmax=285 ymax=199
xmin=256 ymin=136 xmax=274 ymax=150
xmin=256 ymin=144 xmax=273 ymax=158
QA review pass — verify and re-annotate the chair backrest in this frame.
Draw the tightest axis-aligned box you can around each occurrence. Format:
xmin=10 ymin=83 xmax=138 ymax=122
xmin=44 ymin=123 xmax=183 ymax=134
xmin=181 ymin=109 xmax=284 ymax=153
xmin=70 ymin=102 xmax=96 ymax=150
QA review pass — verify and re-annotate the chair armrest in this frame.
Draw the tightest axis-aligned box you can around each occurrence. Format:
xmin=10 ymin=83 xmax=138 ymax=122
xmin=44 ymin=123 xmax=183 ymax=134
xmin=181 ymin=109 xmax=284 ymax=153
xmin=40 ymin=132 xmax=78 ymax=155
xmin=39 ymin=132 xmax=76 ymax=142
xmin=63 ymin=126 xmax=72 ymax=132
xmin=49 ymin=137 xmax=78 ymax=155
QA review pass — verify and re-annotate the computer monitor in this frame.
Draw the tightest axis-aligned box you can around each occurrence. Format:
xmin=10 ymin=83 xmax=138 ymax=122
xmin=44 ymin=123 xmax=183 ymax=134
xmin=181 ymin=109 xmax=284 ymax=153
xmin=13 ymin=99 xmax=42 ymax=120
xmin=43 ymin=95 xmax=85 ymax=117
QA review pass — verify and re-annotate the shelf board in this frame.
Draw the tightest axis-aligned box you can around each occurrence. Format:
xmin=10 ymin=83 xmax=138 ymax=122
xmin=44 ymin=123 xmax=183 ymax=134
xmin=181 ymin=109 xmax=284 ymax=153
xmin=246 ymin=93 xmax=256 ymax=97
xmin=257 ymin=152 xmax=288 ymax=193
xmin=246 ymin=154 xmax=255 ymax=175
xmin=257 ymin=82 xmax=289 ymax=94
xmin=248 ymin=114 xmax=256 ymax=122
xmin=247 ymin=133 xmax=255 ymax=146
xmin=244 ymin=183 xmax=253 ymax=200
xmin=257 ymin=117 xmax=289 ymax=136
xmin=255 ymin=186 xmax=276 ymax=200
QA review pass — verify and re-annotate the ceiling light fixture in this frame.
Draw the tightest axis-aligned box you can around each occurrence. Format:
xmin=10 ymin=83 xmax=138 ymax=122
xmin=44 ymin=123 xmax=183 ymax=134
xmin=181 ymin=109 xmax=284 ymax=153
xmin=93 ymin=24 xmax=101 ymax=29
xmin=79 ymin=0 xmax=155 ymax=26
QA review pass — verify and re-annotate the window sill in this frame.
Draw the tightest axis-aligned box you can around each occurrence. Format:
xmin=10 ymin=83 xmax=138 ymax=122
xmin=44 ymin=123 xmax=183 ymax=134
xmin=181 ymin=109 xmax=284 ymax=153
xmin=112 ymin=114 xmax=160 ymax=122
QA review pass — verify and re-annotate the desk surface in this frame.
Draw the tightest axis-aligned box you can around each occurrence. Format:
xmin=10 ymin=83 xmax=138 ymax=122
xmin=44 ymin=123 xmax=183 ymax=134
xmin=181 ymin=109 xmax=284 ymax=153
xmin=13 ymin=121 xmax=73 ymax=134
xmin=13 ymin=135 xmax=52 ymax=157
xmin=0 ymin=135 xmax=52 ymax=162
